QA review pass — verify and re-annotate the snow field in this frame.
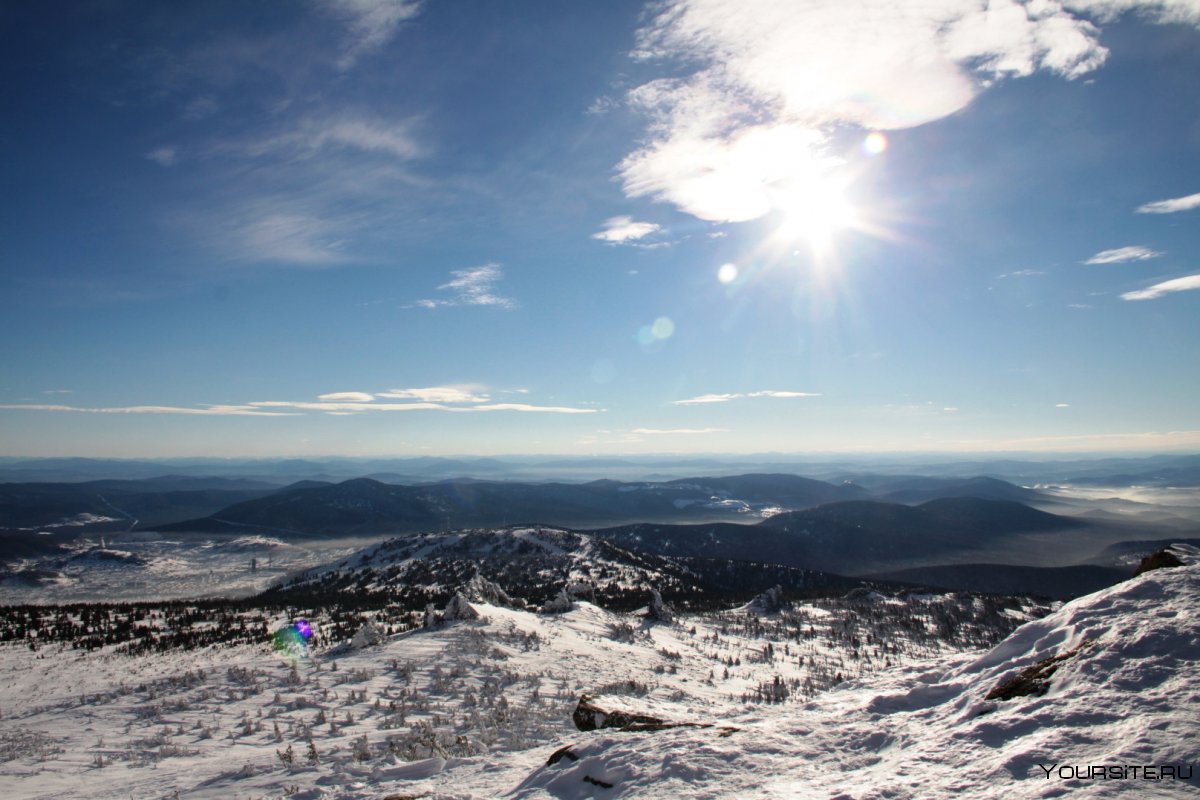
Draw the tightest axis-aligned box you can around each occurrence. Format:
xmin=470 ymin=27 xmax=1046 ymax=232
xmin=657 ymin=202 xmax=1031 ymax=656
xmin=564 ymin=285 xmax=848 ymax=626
xmin=2 ymin=564 xmax=1196 ymax=798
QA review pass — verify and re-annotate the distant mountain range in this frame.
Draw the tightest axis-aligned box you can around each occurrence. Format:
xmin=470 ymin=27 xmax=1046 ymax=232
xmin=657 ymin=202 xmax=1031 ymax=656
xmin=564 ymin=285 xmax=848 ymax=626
xmin=2 ymin=469 xmax=1185 ymax=600
xmin=3 ymin=452 xmax=1199 ymax=485
xmin=588 ymin=497 xmax=1084 ymax=576
xmin=155 ymin=474 xmax=868 ymax=537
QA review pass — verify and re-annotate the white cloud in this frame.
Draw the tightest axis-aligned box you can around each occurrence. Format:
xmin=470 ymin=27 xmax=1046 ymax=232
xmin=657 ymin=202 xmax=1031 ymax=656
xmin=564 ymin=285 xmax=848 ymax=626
xmin=1121 ymin=273 xmax=1200 ymax=301
xmin=409 ymin=264 xmax=516 ymax=310
xmin=1064 ymin=0 xmax=1200 ymax=26
xmin=318 ymin=391 xmax=376 ymax=402
xmin=672 ymin=393 xmax=738 ymax=405
xmin=248 ymin=399 xmax=594 ymax=414
xmin=631 ymin=427 xmax=729 ymax=434
xmin=673 ymin=390 xmax=820 ymax=405
xmin=1136 ymin=191 xmax=1200 ymax=214
xmin=619 ymin=0 xmax=1191 ymax=224
xmin=0 ymin=404 xmax=294 ymax=417
xmin=747 ymin=390 xmax=820 ymax=399
xmin=997 ymin=269 xmax=1046 ymax=278
xmin=146 ymin=147 xmax=178 ymax=167
xmin=1056 ymin=403 xmax=1071 ymax=407
xmin=464 ymin=403 xmax=598 ymax=414
xmin=0 ymin=387 xmax=599 ymax=418
xmin=1084 ymin=245 xmax=1162 ymax=264
xmin=378 ymin=387 xmax=489 ymax=403
xmin=591 ymin=216 xmax=662 ymax=244
xmin=323 ymin=0 xmax=423 ymax=70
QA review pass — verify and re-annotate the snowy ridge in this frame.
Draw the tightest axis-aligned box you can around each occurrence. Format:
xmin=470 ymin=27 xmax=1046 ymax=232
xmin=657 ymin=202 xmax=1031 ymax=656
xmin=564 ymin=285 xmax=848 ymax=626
xmin=509 ymin=561 xmax=1200 ymax=798
xmin=262 ymin=526 xmax=866 ymax=611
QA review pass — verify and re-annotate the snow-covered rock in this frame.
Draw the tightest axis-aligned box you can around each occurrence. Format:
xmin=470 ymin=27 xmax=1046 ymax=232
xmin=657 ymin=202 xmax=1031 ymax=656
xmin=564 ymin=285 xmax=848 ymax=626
xmin=443 ymin=593 xmax=480 ymax=621
xmin=349 ymin=620 xmax=385 ymax=650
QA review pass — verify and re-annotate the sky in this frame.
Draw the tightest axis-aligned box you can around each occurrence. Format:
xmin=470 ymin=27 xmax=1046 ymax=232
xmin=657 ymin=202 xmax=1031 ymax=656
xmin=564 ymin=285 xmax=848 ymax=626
xmin=1 ymin=0 xmax=1199 ymax=459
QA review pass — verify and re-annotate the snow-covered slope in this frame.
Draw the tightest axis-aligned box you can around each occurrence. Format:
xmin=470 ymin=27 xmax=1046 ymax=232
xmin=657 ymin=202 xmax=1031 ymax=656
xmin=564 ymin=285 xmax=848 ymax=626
xmin=0 ymin=560 xmax=1195 ymax=798
xmin=511 ymin=561 xmax=1200 ymax=799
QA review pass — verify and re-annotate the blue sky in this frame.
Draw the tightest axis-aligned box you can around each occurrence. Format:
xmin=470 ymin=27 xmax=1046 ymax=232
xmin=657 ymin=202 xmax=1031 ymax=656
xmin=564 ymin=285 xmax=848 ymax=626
xmin=2 ymin=0 xmax=1199 ymax=458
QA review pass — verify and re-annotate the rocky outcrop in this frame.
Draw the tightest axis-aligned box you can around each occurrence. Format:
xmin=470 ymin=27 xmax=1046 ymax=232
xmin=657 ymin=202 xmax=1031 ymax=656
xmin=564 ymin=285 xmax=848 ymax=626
xmin=1135 ymin=548 xmax=1185 ymax=576
xmin=646 ymin=588 xmax=674 ymax=623
xmin=443 ymin=593 xmax=480 ymax=621
xmin=747 ymin=584 xmax=788 ymax=614
xmin=571 ymin=695 xmax=738 ymax=735
xmin=460 ymin=574 xmax=514 ymax=607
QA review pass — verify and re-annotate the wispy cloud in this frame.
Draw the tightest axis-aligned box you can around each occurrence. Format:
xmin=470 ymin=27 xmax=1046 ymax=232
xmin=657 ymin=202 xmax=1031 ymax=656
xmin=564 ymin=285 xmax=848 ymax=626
xmin=673 ymin=390 xmax=820 ymax=405
xmin=229 ymin=385 xmax=594 ymax=415
xmin=408 ymin=264 xmax=517 ymax=310
xmin=1121 ymin=273 xmax=1200 ymax=301
xmin=618 ymin=0 xmax=1128 ymax=223
xmin=241 ymin=116 xmax=422 ymax=161
xmin=1136 ymin=191 xmax=1200 ymax=214
xmin=591 ymin=216 xmax=662 ymax=244
xmin=146 ymin=147 xmax=178 ymax=167
xmin=377 ymin=386 xmax=489 ymax=403
xmin=466 ymin=403 xmax=597 ymax=414
xmin=318 ymin=391 xmax=376 ymax=402
xmin=248 ymin=399 xmax=593 ymax=414
xmin=996 ymin=269 xmax=1045 ymax=278
xmin=631 ymin=427 xmax=728 ymax=435
xmin=233 ymin=209 xmax=351 ymax=266
xmin=1 ymin=387 xmax=597 ymax=418
xmin=1084 ymin=245 xmax=1162 ymax=264
xmin=0 ymin=404 xmax=295 ymax=417
xmin=196 ymin=114 xmax=428 ymax=268
xmin=323 ymin=0 xmax=423 ymax=70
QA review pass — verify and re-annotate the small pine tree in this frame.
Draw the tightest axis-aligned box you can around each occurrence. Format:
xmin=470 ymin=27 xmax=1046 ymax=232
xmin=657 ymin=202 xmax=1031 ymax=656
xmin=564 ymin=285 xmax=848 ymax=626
xmin=276 ymin=744 xmax=294 ymax=765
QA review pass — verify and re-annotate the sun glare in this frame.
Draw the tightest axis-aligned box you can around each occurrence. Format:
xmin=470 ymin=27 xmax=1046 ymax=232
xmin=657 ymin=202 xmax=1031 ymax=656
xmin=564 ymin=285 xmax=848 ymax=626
xmin=770 ymin=175 xmax=858 ymax=254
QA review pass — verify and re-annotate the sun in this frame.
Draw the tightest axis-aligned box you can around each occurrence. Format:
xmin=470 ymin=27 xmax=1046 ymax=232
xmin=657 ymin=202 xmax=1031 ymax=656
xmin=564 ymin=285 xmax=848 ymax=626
xmin=769 ymin=173 xmax=859 ymax=254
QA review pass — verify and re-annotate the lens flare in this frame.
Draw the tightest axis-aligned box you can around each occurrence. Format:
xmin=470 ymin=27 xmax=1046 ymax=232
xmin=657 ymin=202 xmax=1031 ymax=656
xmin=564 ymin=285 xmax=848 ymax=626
xmin=637 ymin=316 xmax=675 ymax=347
xmin=862 ymin=132 xmax=888 ymax=156
xmin=717 ymin=263 xmax=739 ymax=284
xmin=273 ymin=618 xmax=315 ymax=664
